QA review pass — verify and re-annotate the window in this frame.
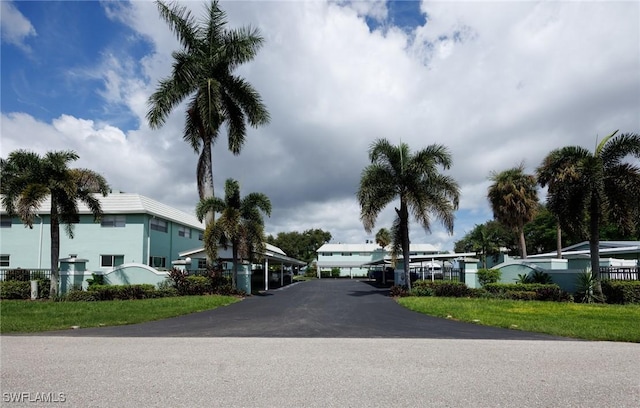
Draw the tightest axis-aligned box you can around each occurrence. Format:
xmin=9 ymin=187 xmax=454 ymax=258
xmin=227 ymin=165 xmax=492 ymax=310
xmin=101 ymin=255 xmax=124 ymax=267
xmin=101 ymin=215 xmax=126 ymax=227
xmin=322 ymin=253 xmax=333 ymax=257
xmin=0 ymin=216 xmax=12 ymax=228
xmin=198 ymin=259 xmax=207 ymax=269
xmin=178 ymin=226 xmax=191 ymax=238
xmin=150 ymin=218 xmax=167 ymax=233
xmin=198 ymin=232 xmax=204 ymax=241
xmin=149 ymin=256 xmax=166 ymax=268
xmin=0 ymin=255 xmax=9 ymax=267
xmin=341 ymin=252 xmax=352 ymax=256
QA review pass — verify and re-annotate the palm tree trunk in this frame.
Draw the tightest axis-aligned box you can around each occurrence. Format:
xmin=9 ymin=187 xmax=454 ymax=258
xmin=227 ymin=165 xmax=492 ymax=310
xmin=232 ymin=241 xmax=239 ymax=289
xmin=397 ymin=201 xmax=411 ymax=291
xmin=49 ymin=205 xmax=60 ymax=298
xmin=556 ymin=222 xmax=562 ymax=259
xmin=589 ymin=197 xmax=602 ymax=295
xmin=198 ymin=137 xmax=215 ymax=265
xmin=518 ymin=229 xmax=528 ymax=259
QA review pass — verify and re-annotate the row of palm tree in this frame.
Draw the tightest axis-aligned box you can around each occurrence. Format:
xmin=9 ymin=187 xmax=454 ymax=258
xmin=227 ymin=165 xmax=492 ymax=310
xmin=488 ymin=131 xmax=640 ymax=287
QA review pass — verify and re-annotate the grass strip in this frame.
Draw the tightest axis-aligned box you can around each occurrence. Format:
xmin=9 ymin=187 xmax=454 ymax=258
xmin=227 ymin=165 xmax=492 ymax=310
xmin=0 ymin=295 xmax=240 ymax=333
xmin=398 ymin=297 xmax=640 ymax=342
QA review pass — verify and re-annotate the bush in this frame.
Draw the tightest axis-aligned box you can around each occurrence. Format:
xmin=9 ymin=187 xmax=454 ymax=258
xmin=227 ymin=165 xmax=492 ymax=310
xmin=477 ymin=269 xmax=501 ymax=286
xmin=500 ymin=291 xmax=538 ymax=301
xmin=484 ymin=283 xmax=569 ymax=302
xmin=87 ymin=284 xmax=158 ymax=300
xmin=601 ymin=280 xmax=640 ymax=304
xmin=411 ymin=285 xmax=434 ymax=297
xmin=467 ymin=288 xmax=492 ymax=298
xmin=0 ymin=281 xmax=31 ymax=299
xmin=65 ymin=290 xmax=98 ymax=302
xmin=183 ymin=276 xmax=211 ymax=296
xmin=390 ymin=285 xmax=410 ymax=297
xmin=331 ymin=268 xmax=341 ymax=278
xmin=86 ymin=273 xmax=105 ymax=287
xmin=413 ymin=280 xmax=470 ymax=297
xmin=5 ymin=269 xmax=30 ymax=282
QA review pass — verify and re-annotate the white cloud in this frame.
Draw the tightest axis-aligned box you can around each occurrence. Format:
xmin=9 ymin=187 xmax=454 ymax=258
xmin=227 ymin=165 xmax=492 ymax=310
xmin=0 ymin=1 xmax=37 ymax=52
xmin=2 ymin=1 xmax=638 ymax=253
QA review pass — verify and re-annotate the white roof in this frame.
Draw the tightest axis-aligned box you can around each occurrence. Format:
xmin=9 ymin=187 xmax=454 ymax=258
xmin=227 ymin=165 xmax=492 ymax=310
xmin=1 ymin=193 xmax=205 ymax=230
xmin=317 ymin=243 xmax=439 ymax=253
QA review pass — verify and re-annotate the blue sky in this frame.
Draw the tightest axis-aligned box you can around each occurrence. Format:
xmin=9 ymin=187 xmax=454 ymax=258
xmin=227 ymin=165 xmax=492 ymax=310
xmin=2 ymin=1 xmax=639 ymax=251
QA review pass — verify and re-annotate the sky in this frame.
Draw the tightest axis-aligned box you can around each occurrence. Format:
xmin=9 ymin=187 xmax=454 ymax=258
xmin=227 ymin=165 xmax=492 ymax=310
xmin=1 ymin=0 xmax=639 ymax=252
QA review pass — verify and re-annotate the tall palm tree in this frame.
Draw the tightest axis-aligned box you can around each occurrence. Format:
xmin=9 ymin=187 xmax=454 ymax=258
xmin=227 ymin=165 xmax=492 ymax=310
xmin=0 ymin=150 xmax=109 ymax=297
xmin=196 ymin=178 xmax=271 ymax=288
xmin=147 ymin=0 xmax=270 ymax=230
xmin=357 ymin=139 xmax=460 ymax=291
xmin=537 ymin=130 xmax=640 ymax=284
xmin=487 ymin=164 xmax=539 ymax=259
xmin=468 ymin=223 xmax=502 ymax=269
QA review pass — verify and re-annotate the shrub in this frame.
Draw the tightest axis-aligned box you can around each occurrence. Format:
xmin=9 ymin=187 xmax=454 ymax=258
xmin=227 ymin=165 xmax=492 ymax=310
xmin=390 ymin=285 xmax=410 ymax=297
xmin=87 ymin=284 xmax=158 ymax=300
xmin=529 ymin=270 xmax=553 ymax=284
xmin=183 ymin=276 xmax=211 ymax=296
xmin=601 ymin=280 xmax=640 ymax=304
xmin=467 ymin=288 xmax=492 ymax=298
xmin=477 ymin=269 xmax=501 ymax=286
xmin=86 ymin=273 xmax=105 ymax=287
xmin=411 ymin=285 xmax=434 ymax=297
xmin=575 ymin=268 xmax=604 ymax=303
xmin=5 ymin=269 xmax=30 ymax=282
xmin=412 ymin=281 xmax=470 ymax=297
xmin=331 ymin=268 xmax=341 ymax=278
xmin=65 ymin=290 xmax=98 ymax=302
xmin=0 ymin=281 xmax=31 ymax=299
xmin=484 ymin=283 xmax=569 ymax=302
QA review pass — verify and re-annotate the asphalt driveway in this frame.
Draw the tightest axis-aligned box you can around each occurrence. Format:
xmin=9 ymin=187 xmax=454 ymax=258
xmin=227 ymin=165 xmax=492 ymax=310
xmin=35 ymin=279 xmax=562 ymax=339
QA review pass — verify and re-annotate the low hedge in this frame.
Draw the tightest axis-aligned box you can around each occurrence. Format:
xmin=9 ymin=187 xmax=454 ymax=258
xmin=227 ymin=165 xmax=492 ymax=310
xmin=602 ymin=280 xmax=640 ymax=304
xmin=86 ymin=284 xmax=169 ymax=300
xmin=483 ymin=283 xmax=571 ymax=302
xmin=411 ymin=281 xmax=470 ymax=297
xmin=0 ymin=279 xmax=51 ymax=299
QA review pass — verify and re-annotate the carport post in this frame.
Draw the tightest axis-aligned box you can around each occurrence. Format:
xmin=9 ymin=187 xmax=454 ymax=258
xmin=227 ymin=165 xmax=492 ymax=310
xmin=280 ymin=263 xmax=284 ymax=286
xmin=264 ymin=258 xmax=269 ymax=291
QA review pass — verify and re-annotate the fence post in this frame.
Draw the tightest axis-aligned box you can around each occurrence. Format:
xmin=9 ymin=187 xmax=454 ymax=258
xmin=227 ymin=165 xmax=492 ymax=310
xmin=30 ymin=280 xmax=38 ymax=300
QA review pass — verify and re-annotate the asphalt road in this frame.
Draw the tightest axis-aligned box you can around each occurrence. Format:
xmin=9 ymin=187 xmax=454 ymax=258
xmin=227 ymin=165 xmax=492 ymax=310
xmin=25 ymin=279 xmax=562 ymax=339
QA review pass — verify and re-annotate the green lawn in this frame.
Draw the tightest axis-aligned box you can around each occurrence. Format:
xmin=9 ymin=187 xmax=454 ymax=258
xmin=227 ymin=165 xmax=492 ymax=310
xmin=0 ymin=295 xmax=240 ymax=334
xmin=398 ymin=297 xmax=640 ymax=342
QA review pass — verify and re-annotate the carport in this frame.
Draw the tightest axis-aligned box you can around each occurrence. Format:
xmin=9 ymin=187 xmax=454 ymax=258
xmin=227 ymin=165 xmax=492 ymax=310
xmin=362 ymin=252 xmax=476 ymax=283
xmin=178 ymin=243 xmax=306 ymax=291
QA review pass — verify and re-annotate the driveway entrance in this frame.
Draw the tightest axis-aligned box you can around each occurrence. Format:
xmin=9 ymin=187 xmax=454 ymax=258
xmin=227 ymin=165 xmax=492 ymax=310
xmin=37 ymin=279 xmax=561 ymax=339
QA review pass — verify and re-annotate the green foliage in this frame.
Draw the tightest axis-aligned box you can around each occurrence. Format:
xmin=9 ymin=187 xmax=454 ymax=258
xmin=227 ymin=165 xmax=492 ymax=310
xmin=183 ymin=276 xmax=211 ymax=296
xmin=304 ymin=264 xmax=317 ymax=278
xmin=390 ymin=285 xmax=410 ymax=297
xmin=412 ymin=280 xmax=470 ymax=297
xmin=601 ymin=281 xmax=640 ymax=304
xmin=454 ymin=221 xmax=517 ymax=259
xmin=64 ymin=290 xmax=98 ymax=302
xmin=86 ymin=273 xmax=105 ymax=287
xmin=357 ymin=138 xmax=460 ymax=292
xmin=487 ymin=164 xmax=539 ymax=259
xmin=5 ymin=269 xmax=30 ymax=281
xmin=575 ymin=268 xmax=604 ymax=303
xmin=484 ymin=283 xmax=570 ymax=302
xmin=516 ymin=270 xmax=553 ymax=284
xmin=0 ymin=281 xmax=31 ymax=299
xmin=0 ymin=279 xmax=50 ymax=299
xmin=331 ymin=268 xmax=341 ymax=278
xmin=86 ymin=284 xmax=161 ymax=301
xmin=267 ymin=229 xmax=332 ymax=264
xmin=477 ymin=269 xmax=501 ymax=286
